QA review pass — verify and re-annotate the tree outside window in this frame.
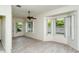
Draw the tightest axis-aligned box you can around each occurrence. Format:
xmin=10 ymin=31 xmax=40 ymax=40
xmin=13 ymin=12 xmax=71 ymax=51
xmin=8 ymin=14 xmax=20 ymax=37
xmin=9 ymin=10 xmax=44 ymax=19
xmin=56 ymin=18 xmax=64 ymax=28
xmin=16 ymin=22 xmax=23 ymax=32
xmin=56 ymin=18 xmax=64 ymax=34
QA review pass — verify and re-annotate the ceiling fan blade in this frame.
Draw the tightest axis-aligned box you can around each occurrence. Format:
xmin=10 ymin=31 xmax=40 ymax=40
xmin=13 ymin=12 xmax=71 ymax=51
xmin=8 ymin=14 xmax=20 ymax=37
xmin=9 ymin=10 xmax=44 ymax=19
xmin=33 ymin=18 xmax=36 ymax=19
xmin=16 ymin=5 xmax=21 ymax=8
xmin=31 ymin=16 xmax=36 ymax=19
xmin=27 ymin=10 xmax=37 ymax=20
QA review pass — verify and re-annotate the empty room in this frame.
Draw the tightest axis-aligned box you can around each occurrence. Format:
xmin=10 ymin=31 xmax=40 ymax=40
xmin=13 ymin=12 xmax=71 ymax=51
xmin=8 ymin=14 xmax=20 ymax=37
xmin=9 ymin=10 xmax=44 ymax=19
xmin=0 ymin=5 xmax=79 ymax=53
xmin=12 ymin=5 xmax=79 ymax=53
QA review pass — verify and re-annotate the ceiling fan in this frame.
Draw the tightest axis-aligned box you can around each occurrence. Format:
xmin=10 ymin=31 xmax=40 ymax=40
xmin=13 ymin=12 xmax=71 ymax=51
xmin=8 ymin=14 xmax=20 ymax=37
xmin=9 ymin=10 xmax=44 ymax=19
xmin=16 ymin=5 xmax=37 ymax=20
xmin=27 ymin=11 xmax=36 ymax=20
xmin=16 ymin=5 xmax=21 ymax=8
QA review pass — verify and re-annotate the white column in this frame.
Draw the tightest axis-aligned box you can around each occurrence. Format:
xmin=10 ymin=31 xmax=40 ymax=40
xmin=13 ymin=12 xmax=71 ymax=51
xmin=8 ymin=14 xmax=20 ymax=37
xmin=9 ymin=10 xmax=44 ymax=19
xmin=71 ymin=15 xmax=75 ymax=40
xmin=77 ymin=11 xmax=79 ymax=49
xmin=5 ymin=6 xmax=12 ymax=53
xmin=53 ymin=19 xmax=56 ymax=36
xmin=64 ymin=16 xmax=71 ymax=39
xmin=43 ymin=17 xmax=47 ymax=41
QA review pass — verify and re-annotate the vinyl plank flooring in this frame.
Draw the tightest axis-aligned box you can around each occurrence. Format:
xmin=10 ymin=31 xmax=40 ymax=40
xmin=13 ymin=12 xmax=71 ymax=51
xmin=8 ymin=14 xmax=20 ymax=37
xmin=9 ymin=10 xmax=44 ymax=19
xmin=12 ymin=37 xmax=79 ymax=53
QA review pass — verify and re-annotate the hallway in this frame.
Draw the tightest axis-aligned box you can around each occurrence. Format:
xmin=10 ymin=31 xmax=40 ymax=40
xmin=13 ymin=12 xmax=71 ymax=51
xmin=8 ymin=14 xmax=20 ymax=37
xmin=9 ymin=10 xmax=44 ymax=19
xmin=12 ymin=37 xmax=78 ymax=53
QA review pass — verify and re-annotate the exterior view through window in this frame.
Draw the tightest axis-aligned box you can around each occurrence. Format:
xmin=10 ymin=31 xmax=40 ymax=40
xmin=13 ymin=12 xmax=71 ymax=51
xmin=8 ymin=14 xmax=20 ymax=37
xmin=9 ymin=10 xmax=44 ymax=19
xmin=47 ymin=19 xmax=52 ymax=34
xmin=16 ymin=22 xmax=23 ymax=32
xmin=56 ymin=18 xmax=64 ymax=34
xmin=27 ymin=22 xmax=33 ymax=32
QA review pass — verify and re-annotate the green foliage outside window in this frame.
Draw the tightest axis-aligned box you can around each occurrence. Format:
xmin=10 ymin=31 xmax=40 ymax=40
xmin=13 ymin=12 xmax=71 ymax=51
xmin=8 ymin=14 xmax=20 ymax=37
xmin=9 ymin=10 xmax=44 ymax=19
xmin=56 ymin=18 xmax=64 ymax=28
xmin=48 ymin=20 xmax=51 ymax=34
xmin=16 ymin=22 xmax=23 ymax=32
xmin=48 ymin=20 xmax=51 ymax=28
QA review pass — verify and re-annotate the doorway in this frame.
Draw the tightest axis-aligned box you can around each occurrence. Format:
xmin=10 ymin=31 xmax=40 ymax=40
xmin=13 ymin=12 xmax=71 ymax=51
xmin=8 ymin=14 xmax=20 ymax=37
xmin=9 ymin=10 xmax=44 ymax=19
xmin=0 ymin=16 xmax=5 ymax=52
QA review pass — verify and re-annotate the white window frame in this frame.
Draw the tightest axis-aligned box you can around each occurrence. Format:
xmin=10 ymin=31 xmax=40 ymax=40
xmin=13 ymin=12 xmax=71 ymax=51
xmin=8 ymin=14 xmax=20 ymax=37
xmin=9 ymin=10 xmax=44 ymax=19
xmin=26 ymin=21 xmax=34 ymax=32
xmin=46 ymin=11 xmax=77 ymax=40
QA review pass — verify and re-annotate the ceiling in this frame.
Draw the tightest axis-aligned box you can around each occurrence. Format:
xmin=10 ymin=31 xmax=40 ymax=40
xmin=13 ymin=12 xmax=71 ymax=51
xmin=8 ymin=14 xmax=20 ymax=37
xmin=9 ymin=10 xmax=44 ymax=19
xmin=12 ymin=5 xmax=65 ymax=18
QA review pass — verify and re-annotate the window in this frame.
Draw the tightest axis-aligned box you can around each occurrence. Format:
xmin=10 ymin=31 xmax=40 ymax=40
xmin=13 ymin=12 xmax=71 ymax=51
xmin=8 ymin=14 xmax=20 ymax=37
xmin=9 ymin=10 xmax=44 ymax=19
xmin=47 ymin=19 xmax=52 ymax=34
xmin=16 ymin=22 xmax=23 ymax=32
xmin=56 ymin=18 xmax=64 ymax=34
xmin=27 ymin=22 xmax=33 ymax=32
xmin=65 ymin=15 xmax=75 ymax=39
xmin=46 ymin=12 xmax=76 ymax=41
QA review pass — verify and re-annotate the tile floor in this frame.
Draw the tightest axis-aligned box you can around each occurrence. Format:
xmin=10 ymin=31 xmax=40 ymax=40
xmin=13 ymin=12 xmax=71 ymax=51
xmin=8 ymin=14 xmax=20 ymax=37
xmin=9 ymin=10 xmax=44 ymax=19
xmin=12 ymin=36 xmax=79 ymax=53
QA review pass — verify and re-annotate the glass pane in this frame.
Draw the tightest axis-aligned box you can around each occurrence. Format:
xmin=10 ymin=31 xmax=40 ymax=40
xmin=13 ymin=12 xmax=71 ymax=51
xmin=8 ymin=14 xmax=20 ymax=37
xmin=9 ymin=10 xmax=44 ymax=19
xmin=28 ymin=22 xmax=33 ymax=32
xmin=56 ymin=18 xmax=64 ymax=34
xmin=16 ymin=22 xmax=23 ymax=32
xmin=47 ymin=19 xmax=52 ymax=34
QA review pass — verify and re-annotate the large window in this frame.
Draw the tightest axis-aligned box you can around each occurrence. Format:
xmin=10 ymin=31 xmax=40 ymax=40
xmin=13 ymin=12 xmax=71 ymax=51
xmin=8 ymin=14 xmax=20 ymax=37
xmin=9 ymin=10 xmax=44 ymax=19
xmin=16 ymin=22 xmax=23 ymax=32
xmin=56 ymin=18 xmax=64 ymax=34
xmin=46 ymin=12 xmax=76 ymax=41
xmin=27 ymin=22 xmax=33 ymax=32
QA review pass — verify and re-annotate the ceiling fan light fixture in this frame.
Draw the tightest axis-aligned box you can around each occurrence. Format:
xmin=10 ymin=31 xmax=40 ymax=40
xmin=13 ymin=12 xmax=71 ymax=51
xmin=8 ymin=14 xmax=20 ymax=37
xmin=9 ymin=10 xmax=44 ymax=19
xmin=27 ymin=11 xmax=36 ymax=20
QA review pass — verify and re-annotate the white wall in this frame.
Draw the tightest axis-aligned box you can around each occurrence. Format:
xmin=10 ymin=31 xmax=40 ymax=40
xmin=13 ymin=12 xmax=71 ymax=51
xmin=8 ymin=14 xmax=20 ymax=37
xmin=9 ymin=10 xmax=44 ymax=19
xmin=0 ymin=5 xmax=12 ymax=53
xmin=13 ymin=16 xmax=44 ymax=40
xmin=25 ymin=16 xmax=44 ymax=40
xmin=12 ymin=17 xmax=25 ymax=37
